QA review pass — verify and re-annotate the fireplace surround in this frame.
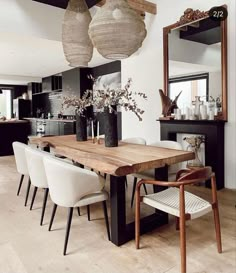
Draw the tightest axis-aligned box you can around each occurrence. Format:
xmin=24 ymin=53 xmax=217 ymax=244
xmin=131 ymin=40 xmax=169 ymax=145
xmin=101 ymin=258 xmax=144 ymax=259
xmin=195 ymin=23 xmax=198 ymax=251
xmin=159 ymin=120 xmax=225 ymax=189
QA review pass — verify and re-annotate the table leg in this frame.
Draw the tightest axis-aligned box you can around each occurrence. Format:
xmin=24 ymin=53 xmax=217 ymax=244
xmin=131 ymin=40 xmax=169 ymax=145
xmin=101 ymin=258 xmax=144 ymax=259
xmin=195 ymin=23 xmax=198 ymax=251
xmin=109 ymin=166 xmax=169 ymax=246
xmin=110 ymin=175 xmax=127 ymax=246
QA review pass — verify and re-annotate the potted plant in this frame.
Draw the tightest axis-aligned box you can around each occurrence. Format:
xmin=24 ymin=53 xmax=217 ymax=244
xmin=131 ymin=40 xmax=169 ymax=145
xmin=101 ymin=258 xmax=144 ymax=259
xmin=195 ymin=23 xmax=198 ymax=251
xmin=62 ymin=90 xmax=92 ymax=141
xmin=91 ymin=76 xmax=147 ymax=147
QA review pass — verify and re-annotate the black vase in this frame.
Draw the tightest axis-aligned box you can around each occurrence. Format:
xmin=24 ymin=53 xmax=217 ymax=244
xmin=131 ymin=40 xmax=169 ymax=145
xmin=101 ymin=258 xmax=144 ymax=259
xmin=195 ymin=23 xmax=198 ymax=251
xmin=76 ymin=112 xmax=87 ymax=141
xmin=104 ymin=107 xmax=118 ymax=147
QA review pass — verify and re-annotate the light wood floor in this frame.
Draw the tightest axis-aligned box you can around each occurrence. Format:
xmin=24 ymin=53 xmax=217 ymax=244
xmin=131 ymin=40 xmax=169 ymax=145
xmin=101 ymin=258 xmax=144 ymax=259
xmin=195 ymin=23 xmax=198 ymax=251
xmin=0 ymin=156 xmax=235 ymax=273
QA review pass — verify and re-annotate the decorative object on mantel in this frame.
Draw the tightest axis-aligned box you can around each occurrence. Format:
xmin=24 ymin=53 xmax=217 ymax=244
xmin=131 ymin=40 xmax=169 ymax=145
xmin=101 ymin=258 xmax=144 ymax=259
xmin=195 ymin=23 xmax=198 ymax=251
xmin=184 ymin=135 xmax=205 ymax=168
xmin=176 ymin=8 xmax=209 ymax=26
xmin=192 ymin=96 xmax=203 ymax=119
xmin=159 ymin=89 xmax=182 ymax=117
xmin=88 ymin=0 xmax=147 ymax=60
xmin=62 ymin=0 xmax=93 ymax=67
xmin=91 ymin=76 xmax=147 ymax=147
xmin=62 ymin=90 xmax=92 ymax=141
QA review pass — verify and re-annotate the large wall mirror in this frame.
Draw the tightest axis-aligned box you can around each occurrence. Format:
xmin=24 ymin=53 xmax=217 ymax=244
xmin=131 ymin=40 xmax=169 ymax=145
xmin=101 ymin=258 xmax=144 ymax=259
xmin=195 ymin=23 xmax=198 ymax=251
xmin=163 ymin=7 xmax=227 ymax=121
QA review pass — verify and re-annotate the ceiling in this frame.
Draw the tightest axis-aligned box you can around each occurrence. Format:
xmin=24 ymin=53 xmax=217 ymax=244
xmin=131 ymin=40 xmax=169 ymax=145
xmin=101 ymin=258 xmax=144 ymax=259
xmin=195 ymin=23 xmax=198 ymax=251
xmin=0 ymin=0 xmax=117 ymax=85
xmin=0 ymin=0 xmax=155 ymax=85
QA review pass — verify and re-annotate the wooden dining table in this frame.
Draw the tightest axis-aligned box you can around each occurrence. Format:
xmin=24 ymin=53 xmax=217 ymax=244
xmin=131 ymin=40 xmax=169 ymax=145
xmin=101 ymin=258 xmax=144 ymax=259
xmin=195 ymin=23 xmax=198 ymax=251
xmin=30 ymin=135 xmax=194 ymax=246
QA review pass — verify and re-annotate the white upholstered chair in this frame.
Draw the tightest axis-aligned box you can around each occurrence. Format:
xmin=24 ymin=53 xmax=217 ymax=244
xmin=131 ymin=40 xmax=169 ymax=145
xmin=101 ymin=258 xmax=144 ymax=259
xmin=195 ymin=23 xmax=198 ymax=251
xmin=43 ymin=156 xmax=110 ymax=255
xmin=25 ymin=147 xmax=52 ymax=225
xmin=131 ymin=140 xmax=183 ymax=207
xmin=122 ymin=137 xmax=146 ymax=145
xmin=12 ymin=142 xmax=31 ymax=206
xmin=135 ymin=166 xmax=222 ymax=273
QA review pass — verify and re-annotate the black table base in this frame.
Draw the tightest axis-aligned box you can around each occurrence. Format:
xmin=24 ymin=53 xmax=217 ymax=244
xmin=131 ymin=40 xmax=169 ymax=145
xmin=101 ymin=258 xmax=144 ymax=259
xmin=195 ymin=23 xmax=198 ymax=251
xmin=110 ymin=166 xmax=169 ymax=246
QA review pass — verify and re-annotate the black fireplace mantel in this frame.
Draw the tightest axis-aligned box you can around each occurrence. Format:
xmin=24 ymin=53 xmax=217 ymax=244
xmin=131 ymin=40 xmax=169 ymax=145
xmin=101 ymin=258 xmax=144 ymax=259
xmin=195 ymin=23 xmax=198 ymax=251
xmin=159 ymin=119 xmax=225 ymax=189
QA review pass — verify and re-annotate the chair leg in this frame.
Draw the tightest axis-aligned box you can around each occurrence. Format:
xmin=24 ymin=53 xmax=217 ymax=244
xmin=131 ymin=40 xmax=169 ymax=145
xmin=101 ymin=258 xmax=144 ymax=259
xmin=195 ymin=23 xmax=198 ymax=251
xmin=48 ymin=204 xmax=57 ymax=231
xmin=131 ymin=177 xmax=138 ymax=208
xmin=17 ymin=174 xmax=24 ymax=196
xmin=102 ymin=201 xmax=110 ymax=241
xmin=179 ymin=186 xmax=186 ymax=273
xmin=77 ymin=207 xmax=81 ymax=216
xmin=180 ymin=215 xmax=186 ymax=273
xmin=63 ymin=207 xmax=73 ymax=256
xmin=24 ymin=178 xmax=31 ymax=207
xmin=125 ymin=176 xmax=128 ymax=188
xmin=87 ymin=205 xmax=90 ymax=221
xmin=40 ymin=188 xmax=49 ymax=226
xmin=135 ymin=184 xmax=141 ymax=249
xmin=211 ymin=175 xmax=222 ymax=253
xmin=213 ymin=205 xmax=222 ymax=253
xmin=30 ymin=186 xmax=38 ymax=210
xmin=143 ymin=183 xmax=148 ymax=195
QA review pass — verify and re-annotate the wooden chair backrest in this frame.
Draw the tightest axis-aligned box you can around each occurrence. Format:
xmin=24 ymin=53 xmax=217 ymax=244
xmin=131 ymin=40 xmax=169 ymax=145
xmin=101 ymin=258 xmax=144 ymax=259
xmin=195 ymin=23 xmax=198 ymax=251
xmin=177 ymin=166 xmax=212 ymax=183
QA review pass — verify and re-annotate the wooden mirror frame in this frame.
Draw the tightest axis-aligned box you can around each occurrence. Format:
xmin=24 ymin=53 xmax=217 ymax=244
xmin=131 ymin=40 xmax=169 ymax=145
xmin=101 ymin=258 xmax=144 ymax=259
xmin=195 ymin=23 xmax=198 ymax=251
xmin=163 ymin=7 xmax=228 ymax=121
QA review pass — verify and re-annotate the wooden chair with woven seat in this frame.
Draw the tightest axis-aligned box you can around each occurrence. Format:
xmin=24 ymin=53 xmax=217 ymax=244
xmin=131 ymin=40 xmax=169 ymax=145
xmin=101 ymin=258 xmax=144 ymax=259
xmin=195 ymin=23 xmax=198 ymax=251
xmin=135 ymin=166 xmax=222 ymax=273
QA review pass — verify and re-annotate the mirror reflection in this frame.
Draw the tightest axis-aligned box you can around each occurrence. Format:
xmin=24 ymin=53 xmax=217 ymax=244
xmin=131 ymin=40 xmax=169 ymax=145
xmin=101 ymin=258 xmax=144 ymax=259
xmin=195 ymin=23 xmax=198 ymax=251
xmin=168 ymin=17 xmax=222 ymax=119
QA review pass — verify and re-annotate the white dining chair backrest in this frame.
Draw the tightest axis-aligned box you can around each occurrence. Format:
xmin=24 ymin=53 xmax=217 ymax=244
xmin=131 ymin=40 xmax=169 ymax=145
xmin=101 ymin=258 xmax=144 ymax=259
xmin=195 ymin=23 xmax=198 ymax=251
xmin=122 ymin=137 xmax=146 ymax=145
xmin=25 ymin=147 xmax=51 ymax=188
xmin=12 ymin=142 xmax=29 ymax=175
xmin=43 ymin=157 xmax=105 ymax=207
xmin=149 ymin=141 xmax=183 ymax=175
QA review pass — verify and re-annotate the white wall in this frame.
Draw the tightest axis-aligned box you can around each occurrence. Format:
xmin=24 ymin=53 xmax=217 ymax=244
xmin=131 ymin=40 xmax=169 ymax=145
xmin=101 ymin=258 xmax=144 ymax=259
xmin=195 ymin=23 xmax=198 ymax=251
xmin=121 ymin=0 xmax=236 ymax=189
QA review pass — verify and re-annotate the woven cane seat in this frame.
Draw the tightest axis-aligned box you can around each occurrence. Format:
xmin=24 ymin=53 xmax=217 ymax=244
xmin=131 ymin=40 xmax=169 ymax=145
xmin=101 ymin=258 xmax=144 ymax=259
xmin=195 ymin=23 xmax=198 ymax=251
xmin=143 ymin=187 xmax=212 ymax=219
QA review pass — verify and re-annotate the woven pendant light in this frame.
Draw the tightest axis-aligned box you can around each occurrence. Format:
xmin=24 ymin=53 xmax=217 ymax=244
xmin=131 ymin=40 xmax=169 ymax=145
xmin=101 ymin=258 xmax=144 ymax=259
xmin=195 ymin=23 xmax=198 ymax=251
xmin=88 ymin=0 xmax=147 ymax=59
xmin=62 ymin=0 xmax=93 ymax=67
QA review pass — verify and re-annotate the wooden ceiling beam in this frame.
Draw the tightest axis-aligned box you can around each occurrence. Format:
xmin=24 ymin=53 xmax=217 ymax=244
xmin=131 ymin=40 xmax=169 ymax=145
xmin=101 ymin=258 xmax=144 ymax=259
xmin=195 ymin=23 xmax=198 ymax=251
xmin=32 ymin=0 xmax=156 ymax=14
xmin=96 ymin=0 xmax=156 ymax=15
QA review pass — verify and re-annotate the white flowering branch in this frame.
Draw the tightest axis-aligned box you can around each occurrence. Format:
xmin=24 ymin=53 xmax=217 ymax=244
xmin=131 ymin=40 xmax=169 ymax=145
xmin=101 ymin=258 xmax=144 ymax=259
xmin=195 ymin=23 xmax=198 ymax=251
xmin=90 ymin=76 xmax=147 ymax=121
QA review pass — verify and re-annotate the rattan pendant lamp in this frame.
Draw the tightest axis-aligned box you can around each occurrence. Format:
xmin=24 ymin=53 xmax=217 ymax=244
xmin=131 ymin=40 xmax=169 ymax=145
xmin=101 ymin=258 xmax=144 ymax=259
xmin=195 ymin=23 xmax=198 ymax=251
xmin=88 ymin=0 xmax=147 ymax=59
xmin=62 ymin=0 xmax=93 ymax=67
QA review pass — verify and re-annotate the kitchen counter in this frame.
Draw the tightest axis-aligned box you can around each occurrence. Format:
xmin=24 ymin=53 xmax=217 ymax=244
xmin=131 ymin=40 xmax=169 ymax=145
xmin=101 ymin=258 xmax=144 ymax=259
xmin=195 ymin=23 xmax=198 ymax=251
xmin=0 ymin=119 xmax=29 ymax=124
xmin=25 ymin=118 xmax=76 ymax=136
xmin=0 ymin=120 xmax=30 ymax=156
xmin=24 ymin=118 xmax=76 ymax=123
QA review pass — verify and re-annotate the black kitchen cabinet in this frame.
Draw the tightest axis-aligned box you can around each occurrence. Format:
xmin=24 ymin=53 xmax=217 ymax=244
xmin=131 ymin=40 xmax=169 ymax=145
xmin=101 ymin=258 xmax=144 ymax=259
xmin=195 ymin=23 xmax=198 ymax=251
xmin=28 ymin=82 xmax=42 ymax=95
xmin=30 ymin=119 xmax=37 ymax=135
xmin=28 ymin=119 xmax=75 ymax=136
xmin=42 ymin=76 xmax=62 ymax=93
xmin=59 ymin=121 xmax=75 ymax=135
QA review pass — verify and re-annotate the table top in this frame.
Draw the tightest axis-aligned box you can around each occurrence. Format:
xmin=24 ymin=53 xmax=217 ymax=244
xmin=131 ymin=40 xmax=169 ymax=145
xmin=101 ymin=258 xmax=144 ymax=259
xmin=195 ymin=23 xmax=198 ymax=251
xmin=30 ymin=135 xmax=195 ymax=176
